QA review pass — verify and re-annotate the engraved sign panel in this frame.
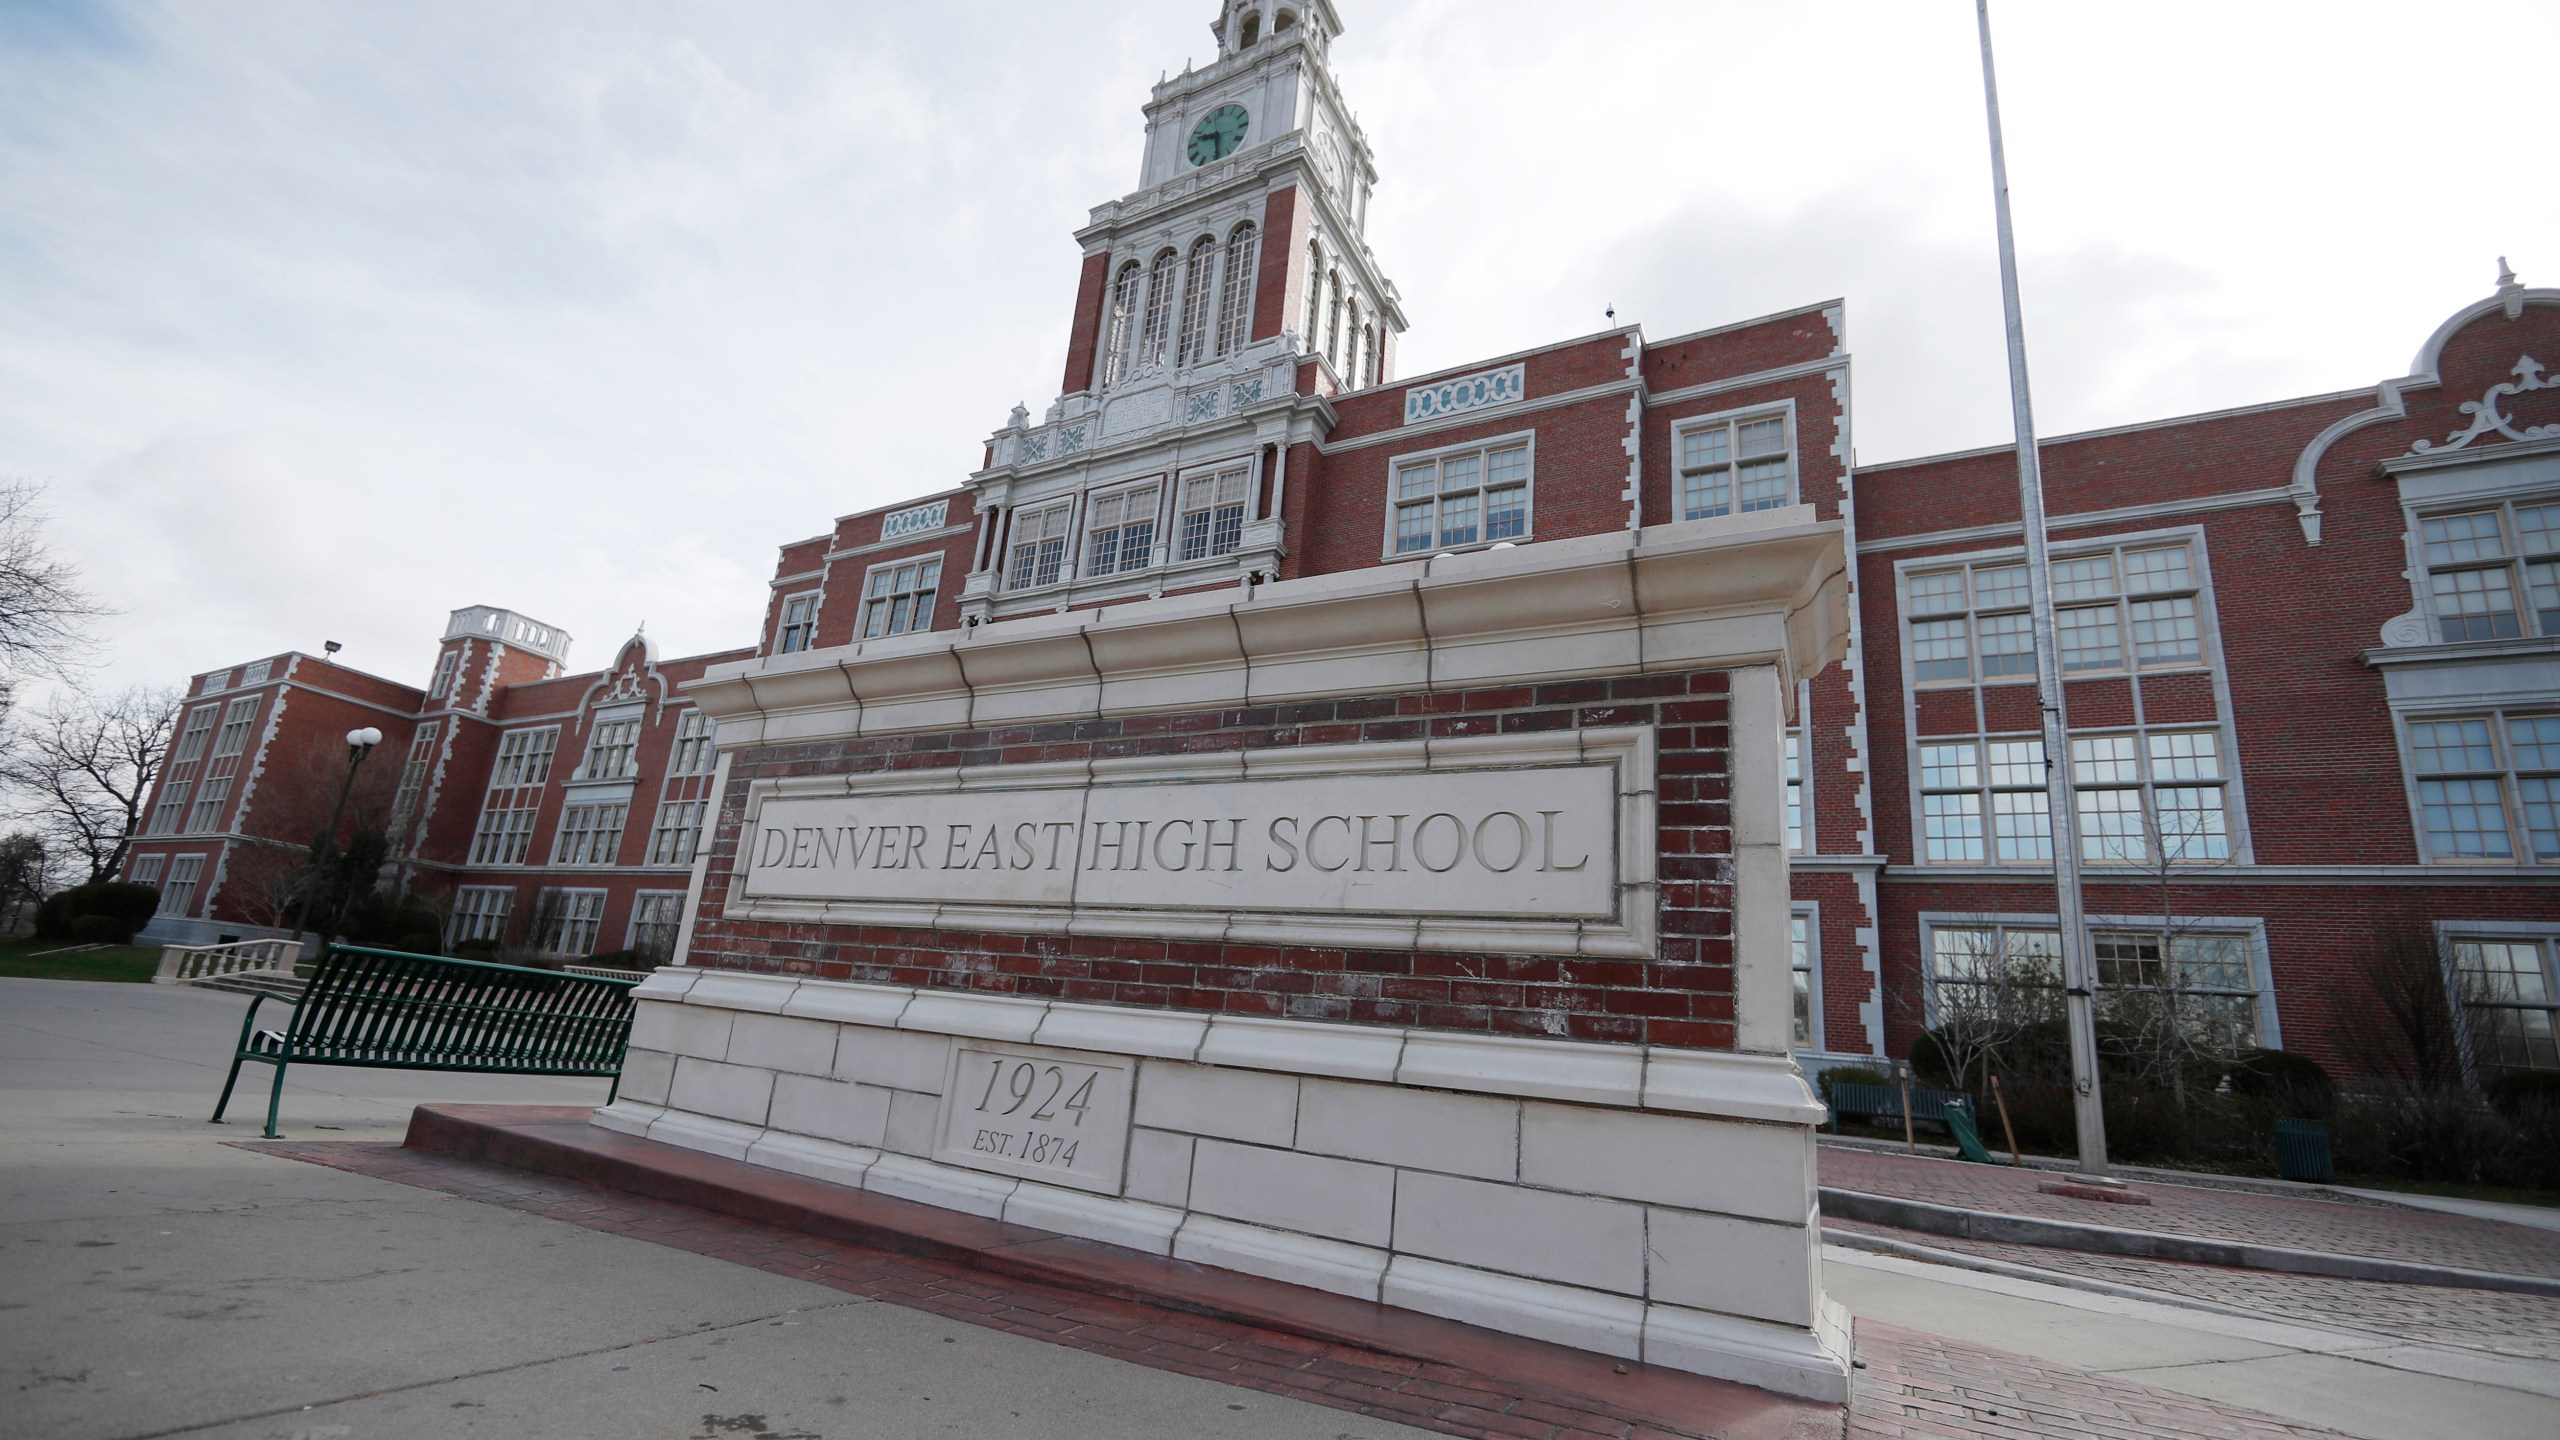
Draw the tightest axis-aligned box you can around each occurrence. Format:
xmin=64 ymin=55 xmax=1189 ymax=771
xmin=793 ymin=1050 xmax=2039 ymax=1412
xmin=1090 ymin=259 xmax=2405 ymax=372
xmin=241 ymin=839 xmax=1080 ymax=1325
xmin=730 ymin=731 xmax=1656 ymax=957
xmin=741 ymin=761 xmax=1614 ymax=918
xmin=935 ymin=1041 xmax=1134 ymax=1194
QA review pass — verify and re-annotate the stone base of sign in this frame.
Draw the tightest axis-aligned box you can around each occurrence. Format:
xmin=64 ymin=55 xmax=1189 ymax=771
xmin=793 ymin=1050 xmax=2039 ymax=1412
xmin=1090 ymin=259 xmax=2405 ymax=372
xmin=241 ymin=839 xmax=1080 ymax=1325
xmin=599 ymin=966 xmax=1853 ymax=1403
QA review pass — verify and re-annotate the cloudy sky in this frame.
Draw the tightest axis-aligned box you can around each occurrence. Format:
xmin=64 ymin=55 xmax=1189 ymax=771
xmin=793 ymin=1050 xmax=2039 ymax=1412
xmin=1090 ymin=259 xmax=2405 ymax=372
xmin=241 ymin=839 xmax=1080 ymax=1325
xmin=2 ymin=0 xmax=2552 ymax=701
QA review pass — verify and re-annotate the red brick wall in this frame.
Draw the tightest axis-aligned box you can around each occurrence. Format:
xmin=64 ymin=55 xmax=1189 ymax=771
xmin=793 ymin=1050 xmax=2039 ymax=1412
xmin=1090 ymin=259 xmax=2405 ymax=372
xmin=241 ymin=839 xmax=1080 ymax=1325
xmin=1059 ymin=250 xmax=1112 ymax=395
xmin=687 ymin=672 xmax=1745 ymax=1050
xmin=1253 ymin=186 xmax=1302 ymax=344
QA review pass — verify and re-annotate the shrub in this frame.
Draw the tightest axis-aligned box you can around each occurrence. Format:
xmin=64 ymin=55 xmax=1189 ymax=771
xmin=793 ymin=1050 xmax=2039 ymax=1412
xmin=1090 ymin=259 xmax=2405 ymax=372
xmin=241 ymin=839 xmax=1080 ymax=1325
xmin=35 ymin=882 xmax=161 ymax=943
xmin=2224 ymin=1049 xmax=2335 ymax=1117
xmin=1814 ymin=1065 xmax=1892 ymax=1109
xmin=450 ymin=938 xmax=504 ymax=963
xmin=2487 ymin=1069 xmax=2560 ymax=1118
xmin=577 ymin=948 xmax=654 ymax=972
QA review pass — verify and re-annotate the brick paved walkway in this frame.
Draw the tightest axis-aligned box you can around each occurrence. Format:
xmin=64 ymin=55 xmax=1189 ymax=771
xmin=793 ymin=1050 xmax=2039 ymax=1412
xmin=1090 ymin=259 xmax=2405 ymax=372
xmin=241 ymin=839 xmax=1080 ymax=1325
xmin=242 ymin=1138 xmax=2354 ymax=1440
xmin=1832 ymin=1218 xmax=2560 ymax=1363
xmin=1820 ymin=1147 xmax=2560 ymax=1278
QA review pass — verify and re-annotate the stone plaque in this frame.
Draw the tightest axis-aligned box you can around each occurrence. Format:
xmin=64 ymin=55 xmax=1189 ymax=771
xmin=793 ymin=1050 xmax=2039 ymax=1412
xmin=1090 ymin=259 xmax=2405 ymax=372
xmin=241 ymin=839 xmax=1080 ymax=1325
xmin=934 ymin=1041 xmax=1133 ymax=1194
xmin=730 ymin=731 xmax=1655 ymax=956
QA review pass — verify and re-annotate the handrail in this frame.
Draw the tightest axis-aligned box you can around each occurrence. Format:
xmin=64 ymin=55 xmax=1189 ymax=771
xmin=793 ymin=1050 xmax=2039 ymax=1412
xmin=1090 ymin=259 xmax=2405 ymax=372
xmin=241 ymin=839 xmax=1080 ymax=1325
xmin=155 ymin=938 xmax=304 ymax=985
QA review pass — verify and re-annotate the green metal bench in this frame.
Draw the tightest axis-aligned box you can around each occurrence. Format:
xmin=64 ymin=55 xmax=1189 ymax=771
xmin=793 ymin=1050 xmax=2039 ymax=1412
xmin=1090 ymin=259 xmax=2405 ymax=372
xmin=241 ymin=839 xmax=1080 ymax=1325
xmin=1825 ymin=1080 xmax=1970 ymax=1135
xmin=213 ymin=944 xmax=641 ymax=1138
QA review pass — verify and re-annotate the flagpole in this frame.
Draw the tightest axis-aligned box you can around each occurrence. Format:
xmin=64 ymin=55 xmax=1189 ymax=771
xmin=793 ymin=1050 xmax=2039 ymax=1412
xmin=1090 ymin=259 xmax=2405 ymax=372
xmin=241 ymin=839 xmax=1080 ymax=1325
xmin=1975 ymin=0 xmax=2109 ymax=1175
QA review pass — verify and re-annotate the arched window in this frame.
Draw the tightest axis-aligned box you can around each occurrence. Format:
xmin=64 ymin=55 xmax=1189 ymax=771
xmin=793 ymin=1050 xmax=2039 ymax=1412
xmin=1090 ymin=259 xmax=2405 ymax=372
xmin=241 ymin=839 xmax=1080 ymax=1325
xmin=1217 ymin=222 xmax=1258 ymax=356
xmin=1325 ymin=273 xmax=1344 ymax=376
xmin=1362 ymin=324 xmax=1379 ymax=387
xmin=1101 ymin=260 xmax=1143 ymax=386
xmin=1303 ymin=242 xmax=1323 ymax=346
xmin=1176 ymin=236 xmax=1218 ymax=367
xmin=1239 ymin=12 xmax=1260 ymax=47
xmin=1342 ymin=300 xmax=1362 ymax=388
xmin=1137 ymin=248 xmax=1179 ymax=372
xmin=1275 ymin=10 xmax=1296 ymax=32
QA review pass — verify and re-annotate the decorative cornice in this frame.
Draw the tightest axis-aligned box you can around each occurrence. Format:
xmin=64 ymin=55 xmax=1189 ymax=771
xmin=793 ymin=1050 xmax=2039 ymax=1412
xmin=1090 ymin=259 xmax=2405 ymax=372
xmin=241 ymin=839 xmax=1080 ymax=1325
xmin=687 ymin=510 xmax=1849 ymax=747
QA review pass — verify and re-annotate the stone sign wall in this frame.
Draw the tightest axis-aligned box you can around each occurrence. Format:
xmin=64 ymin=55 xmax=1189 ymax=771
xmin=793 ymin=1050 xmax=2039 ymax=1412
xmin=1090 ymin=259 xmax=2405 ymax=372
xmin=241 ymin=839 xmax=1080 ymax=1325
xmin=596 ymin=515 xmax=1854 ymax=1402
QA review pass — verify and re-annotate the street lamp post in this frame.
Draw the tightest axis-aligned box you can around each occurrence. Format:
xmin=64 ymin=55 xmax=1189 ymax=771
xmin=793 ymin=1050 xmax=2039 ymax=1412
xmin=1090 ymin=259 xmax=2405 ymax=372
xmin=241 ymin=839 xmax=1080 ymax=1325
xmin=289 ymin=726 xmax=383 ymax=958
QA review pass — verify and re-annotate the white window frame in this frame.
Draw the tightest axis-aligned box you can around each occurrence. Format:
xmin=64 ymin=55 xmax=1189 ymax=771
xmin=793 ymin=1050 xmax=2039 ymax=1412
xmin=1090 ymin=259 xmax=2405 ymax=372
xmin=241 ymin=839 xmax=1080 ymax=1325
xmin=128 ymin=854 xmax=166 ymax=888
xmin=550 ymin=801 xmax=628 ymax=867
xmin=159 ymin=854 xmax=205 ymax=918
xmin=389 ymin=722 xmax=441 ymax=845
xmin=2436 ymin=921 xmax=2560 ymax=1076
xmin=1005 ymin=501 xmax=1076 ymax=592
xmin=627 ymin=890 xmax=689 ymax=961
xmin=1919 ymin=912 xmax=2280 ymax=1051
xmin=186 ymin=776 xmax=233 ymax=835
xmin=580 ymin=711 xmax=641 ymax=782
xmin=648 ymin=796 xmax=705 ymax=867
xmin=470 ymin=726 xmax=558 ymax=867
xmin=1382 ymin=430 xmax=1536 ymax=560
xmin=448 ymin=886 xmax=514 ymax=947
xmin=1174 ymin=462 xmax=1253 ymax=564
xmin=1672 ymin=403 xmax=1796 ymax=521
xmin=1215 ymin=222 xmax=1258 ymax=358
xmin=1902 ymin=536 xmax=2214 ymax=690
xmin=532 ymin=888 xmax=608 ymax=957
xmin=1916 ymin=727 xmax=2239 ymax=867
xmin=428 ymin=650 xmax=459 ymax=700
xmin=1081 ymin=479 xmax=1165 ymax=580
xmin=1791 ymin=903 xmax=1823 ymax=1052
xmin=667 ymin=709 xmax=715 ymax=776
xmin=858 ymin=554 xmax=945 ymax=639
xmin=1101 ymin=259 xmax=1144 ymax=387
xmin=2410 ymin=494 xmax=2559 ymax=643
xmin=774 ymin=591 xmax=819 ymax=655
xmin=2396 ymin=708 xmax=2560 ymax=865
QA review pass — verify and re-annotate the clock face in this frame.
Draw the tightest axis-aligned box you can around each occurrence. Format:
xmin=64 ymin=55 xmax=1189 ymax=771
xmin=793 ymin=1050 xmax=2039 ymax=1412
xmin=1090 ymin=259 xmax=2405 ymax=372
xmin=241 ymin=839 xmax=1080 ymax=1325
xmin=1187 ymin=103 xmax=1249 ymax=165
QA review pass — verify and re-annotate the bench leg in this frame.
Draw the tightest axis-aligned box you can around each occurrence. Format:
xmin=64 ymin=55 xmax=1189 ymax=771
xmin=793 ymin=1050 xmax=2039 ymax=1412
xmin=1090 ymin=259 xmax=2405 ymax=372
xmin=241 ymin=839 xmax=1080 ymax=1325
xmin=262 ymin=1061 xmax=291 ymax=1140
xmin=606 ymin=1070 xmax=621 ymax=1106
xmin=211 ymin=1054 xmax=249 ymax=1124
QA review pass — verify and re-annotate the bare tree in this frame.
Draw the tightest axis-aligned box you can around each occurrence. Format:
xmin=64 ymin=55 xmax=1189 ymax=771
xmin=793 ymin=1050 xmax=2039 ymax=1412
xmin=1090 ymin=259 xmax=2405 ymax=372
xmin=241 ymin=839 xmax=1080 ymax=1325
xmin=0 ymin=686 xmax=181 ymax=882
xmin=2356 ymin=923 xmax=2472 ymax=1091
xmin=0 ymin=482 xmax=106 ymax=697
xmin=1898 ymin=921 xmax=2064 ymax=1093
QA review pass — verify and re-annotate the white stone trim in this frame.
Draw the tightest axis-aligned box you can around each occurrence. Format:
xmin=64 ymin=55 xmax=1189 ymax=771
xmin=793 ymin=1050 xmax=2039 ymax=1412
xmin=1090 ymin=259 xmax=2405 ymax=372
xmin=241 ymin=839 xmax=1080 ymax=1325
xmin=690 ymin=510 xmax=1848 ymax=748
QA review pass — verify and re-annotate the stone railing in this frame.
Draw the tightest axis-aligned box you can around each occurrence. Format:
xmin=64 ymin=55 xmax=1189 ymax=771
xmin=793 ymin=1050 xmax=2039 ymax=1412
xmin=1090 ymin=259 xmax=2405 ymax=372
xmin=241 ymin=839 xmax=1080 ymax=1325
xmin=562 ymin=963 xmax=652 ymax=982
xmin=154 ymin=937 xmax=304 ymax=985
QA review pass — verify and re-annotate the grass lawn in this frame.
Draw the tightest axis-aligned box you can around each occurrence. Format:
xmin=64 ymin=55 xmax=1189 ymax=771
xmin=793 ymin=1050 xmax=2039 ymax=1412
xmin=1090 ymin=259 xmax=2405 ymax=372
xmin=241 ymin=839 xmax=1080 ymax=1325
xmin=0 ymin=937 xmax=161 ymax=983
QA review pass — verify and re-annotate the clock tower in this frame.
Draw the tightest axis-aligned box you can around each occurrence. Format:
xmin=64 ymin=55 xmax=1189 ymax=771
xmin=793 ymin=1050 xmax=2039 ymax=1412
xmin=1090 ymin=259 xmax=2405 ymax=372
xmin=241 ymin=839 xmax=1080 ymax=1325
xmin=958 ymin=2 xmax=1406 ymax=625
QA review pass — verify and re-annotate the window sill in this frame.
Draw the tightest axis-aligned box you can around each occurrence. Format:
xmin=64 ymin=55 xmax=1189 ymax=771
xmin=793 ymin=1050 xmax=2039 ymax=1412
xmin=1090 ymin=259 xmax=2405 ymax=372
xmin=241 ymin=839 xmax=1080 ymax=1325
xmin=1380 ymin=533 xmax=1535 ymax=564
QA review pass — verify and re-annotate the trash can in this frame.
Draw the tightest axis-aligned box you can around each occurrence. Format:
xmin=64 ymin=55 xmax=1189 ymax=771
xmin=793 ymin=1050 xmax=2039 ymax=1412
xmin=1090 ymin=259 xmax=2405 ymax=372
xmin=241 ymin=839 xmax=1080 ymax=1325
xmin=2272 ymin=1118 xmax=2333 ymax=1184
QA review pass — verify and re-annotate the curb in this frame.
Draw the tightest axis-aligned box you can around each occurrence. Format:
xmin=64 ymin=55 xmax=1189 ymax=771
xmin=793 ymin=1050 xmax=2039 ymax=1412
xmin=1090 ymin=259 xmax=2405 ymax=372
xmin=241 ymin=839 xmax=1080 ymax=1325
xmin=1818 ymin=1187 xmax=2560 ymax=1297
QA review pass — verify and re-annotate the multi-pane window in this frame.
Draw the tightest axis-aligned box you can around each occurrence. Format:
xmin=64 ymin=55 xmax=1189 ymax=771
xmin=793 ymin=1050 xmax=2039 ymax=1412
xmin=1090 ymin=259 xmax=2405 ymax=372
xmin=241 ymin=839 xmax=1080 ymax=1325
xmin=1102 ymin=260 xmax=1143 ymax=386
xmin=128 ymin=854 xmax=165 ymax=888
xmin=581 ymin=717 xmax=640 ymax=781
xmin=2451 ymin=935 xmax=2559 ymax=1071
xmin=1084 ymin=484 xmax=1160 ymax=577
xmin=153 ymin=705 xmax=219 ymax=835
xmin=1006 ymin=504 xmax=1072 ymax=590
xmin=1907 ymin=541 xmax=2205 ymax=685
xmin=388 ymin=723 xmax=441 ymax=850
xmin=2408 ymin=712 xmax=2560 ymax=863
xmin=629 ymin=891 xmax=687 ymax=961
xmin=1784 ymin=731 xmax=1806 ymax=853
xmin=187 ymin=777 xmax=232 ymax=834
xmin=159 ymin=855 xmax=204 ymax=917
xmin=532 ymin=889 xmax=607 ymax=956
xmin=1138 ymin=248 xmax=1179 ymax=370
xmin=1790 ymin=912 xmax=1817 ymax=1049
xmin=1677 ymin=414 xmax=1791 ymax=520
xmin=649 ymin=799 xmax=705 ymax=866
xmin=668 ymin=709 xmax=715 ymax=775
xmin=1325 ymin=272 xmax=1344 ymax=373
xmin=551 ymin=802 xmax=628 ymax=867
xmin=186 ymin=697 xmax=262 ymax=835
xmin=1391 ymin=441 xmax=1530 ymax=555
xmin=469 ymin=728 xmax=556 ymax=866
xmin=1929 ymin=922 xmax=2262 ymax=1049
xmin=1919 ymin=729 xmax=2229 ymax=865
xmin=1216 ymin=223 xmax=1258 ymax=358
xmin=1176 ymin=235 xmax=1218 ymax=367
xmin=2419 ymin=499 xmax=2558 ymax=642
xmin=1176 ymin=467 xmax=1250 ymax=562
xmin=428 ymin=650 xmax=459 ymax=700
xmin=860 ymin=557 xmax=942 ymax=638
xmin=774 ymin=593 xmax=818 ymax=654
xmin=448 ymin=886 xmax=514 ymax=946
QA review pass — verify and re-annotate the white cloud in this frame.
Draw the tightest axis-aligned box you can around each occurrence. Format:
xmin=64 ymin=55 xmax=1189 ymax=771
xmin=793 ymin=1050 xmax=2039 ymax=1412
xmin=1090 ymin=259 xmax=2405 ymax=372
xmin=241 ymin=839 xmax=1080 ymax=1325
xmin=3 ymin=0 xmax=2554 ymax=703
